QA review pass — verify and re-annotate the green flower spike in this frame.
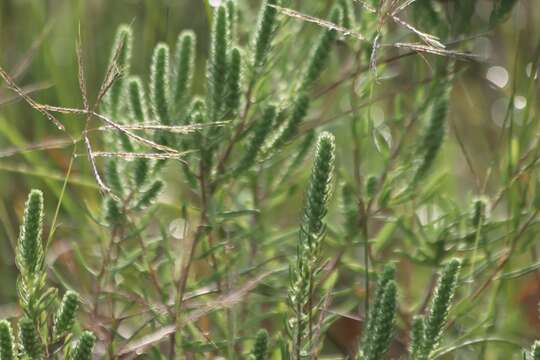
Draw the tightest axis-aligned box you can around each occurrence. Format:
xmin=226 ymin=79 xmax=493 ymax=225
xmin=252 ymin=0 xmax=279 ymax=70
xmin=150 ymin=43 xmax=171 ymax=126
xmin=251 ymin=329 xmax=269 ymax=360
xmin=413 ymin=85 xmax=449 ymax=184
xmin=107 ymin=25 xmax=133 ymax=118
xmin=226 ymin=47 xmax=242 ymax=117
xmin=364 ymin=281 xmax=397 ymax=360
xmin=0 ymin=320 xmax=15 ymax=360
xmin=417 ymin=258 xmax=461 ymax=360
xmin=300 ymin=6 xmax=343 ymax=90
xmin=72 ymin=331 xmax=96 ymax=360
xmin=207 ymin=5 xmax=229 ymax=122
xmin=16 ymin=189 xmax=44 ymax=275
xmin=173 ymin=31 xmax=196 ymax=117
xmin=53 ymin=290 xmax=79 ymax=337
xmin=19 ymin=317 xmax=43 ymax=360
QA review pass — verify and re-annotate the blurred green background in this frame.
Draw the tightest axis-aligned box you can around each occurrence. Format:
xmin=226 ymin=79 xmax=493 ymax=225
xmin=1 ymin=0 xmax=540 ymax=349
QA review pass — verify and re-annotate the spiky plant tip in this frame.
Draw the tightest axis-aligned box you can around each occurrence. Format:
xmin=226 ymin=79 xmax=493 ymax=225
xmin=72 ymin=331 xmax=96 ymax=360
xmin=251 ymin=329 xmax=270 ymax=360
xmin=107 ymin=24 xmax=133 ymax=116
xmin=104 ymin=197 xmax=123 ymax=226
xmin=135 ymin=180 xmax=164 ymax=210
xmin=363 ymin=263 xmax=396 ymax=349
xmin=53 ymin=290 xmax=79 ymax=337
xmin=273 ymin=92 xmax=310 ymax=149
xmin=173 ymin=30 xmax=196 ymax=114
xmin=413 ymin=85 xmax=450 ymax=184
xmin=303 ymin=132 xmax=335 ymax=238
xmin=420 ymin=258 xmax=462 ymax=359
xmin=300 ymin=5 xmax=343 ymax=90
xmin=226 ymin=0 xmax=237 ymax=43
xmin=366 ymin=175 xmax=378 ymax=199
xmin=109 ymin=24 xmax=133 ymax=66
xmin=133 ymin=157 xmax=150 ymax=188
xmin=471 ymin=196 xmax=490 ymax=228
xmin=364 ymin=280 xmax=397 ymax=360
xmin=226 ymin=47 xmax=242 ymax=116
xmin=410 ymin=315 xmax=425 ymax=358
xmin=0 ymin=320 xmax=15 ymax=360
xmin=105 ymin=159 xmax=124 ymax=196
xmin=127 ymin=76 xmax=149 ymax=123
xmin=19 ymin=317 xmax=43 ymax=359
xmin=208 ymin=4 xmax=229 ymax=122
xmin=150 ymin=43 xmax=171 ymax=126
xmin=252 ymin=0 xmax=279 ymax=70
xmin=17 ymin=189 xmax=44 ymax=275
xmin=338 ymin=0 xmax=356 ymax=30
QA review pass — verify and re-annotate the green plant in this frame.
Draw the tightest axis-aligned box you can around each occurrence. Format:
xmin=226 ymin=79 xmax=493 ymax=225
xmin=1 ymin=0 xmax=538 ymax=359
xmin=1 ymin=190 xmax=95 ymax=359
xmin=288 ymin=132 xmax=335 ymax=359
xmin=250 ymin=329 xmax=270 ymax=360
xmin=414 ymin=259 xmax=462 ymax=360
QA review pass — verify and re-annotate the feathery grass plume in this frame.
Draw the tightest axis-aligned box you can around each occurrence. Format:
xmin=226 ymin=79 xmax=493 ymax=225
xmin=271 ymin=92 xmax=310 ymax=148
xmin=252 ymin=0 xmax=279 ymax=71
xmin=173 ymin=31 xmax=196 ymax=117
xmin=226 ymin=47 xmax=242 ymax=117
xmin=412 ymin=84 xmax=450 ymax=184
xmin=207 ymin=5 xmax=229 ymax=122
xmin=338 ymin=0 xmax=355 ymax=29
xmin=72 ymin=331 xmax=96 ymax=360
xmin=53 ymin=290 xmax=79 ymax=338
xmin=363 ymin=280 xmax=397 ymax=360
xmin=16 ymin=190 xmax=44 ymax=275
xmin=362 ymin=264 xmax=396 ymax=348
xmin=410 ymin=315 xmax=425 ymax=359
xmin=104 ymin=159 xmax=124 ymax=196
xmin=104 ymin=197 xmax=123 ymax=226
xmin=106 ymin=25 xmax=133 ymax=117
xmin=300 ymin=6 xmax=343 ymax=91
xmin=531 ymin=341 xmax=540 ymax=360
xmin=250 ymin=329 xmax=269 ymax=360
xmin=150 ymin=43 xmax=171 ymax=126
xmin=288 ymin=132 xmax=335 ymax=358
xmin=19 ymin=317 xmax=42 ymax=359
xmin=235 ymin=104 xmax=276 ymax=174
xmin=135 ymin=180 xmax=163 ymax=210
xmin=417 ymin=259 xmax=462 ymax=360
xmin=0 ymin=320 xmax=14 ymax=360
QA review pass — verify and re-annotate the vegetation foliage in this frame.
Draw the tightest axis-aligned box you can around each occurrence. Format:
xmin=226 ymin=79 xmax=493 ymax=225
xmin=0 ymin=0 xmax=540 ymax=358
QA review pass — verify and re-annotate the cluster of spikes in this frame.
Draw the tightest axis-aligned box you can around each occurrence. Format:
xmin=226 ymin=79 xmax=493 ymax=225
xmin=0 ymin=190 xmax=95 ymax=359
xmin=358 ymin=260 xmax=461 ymax=360
xmin=99 ymin=0 xmax=352 ymax=225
